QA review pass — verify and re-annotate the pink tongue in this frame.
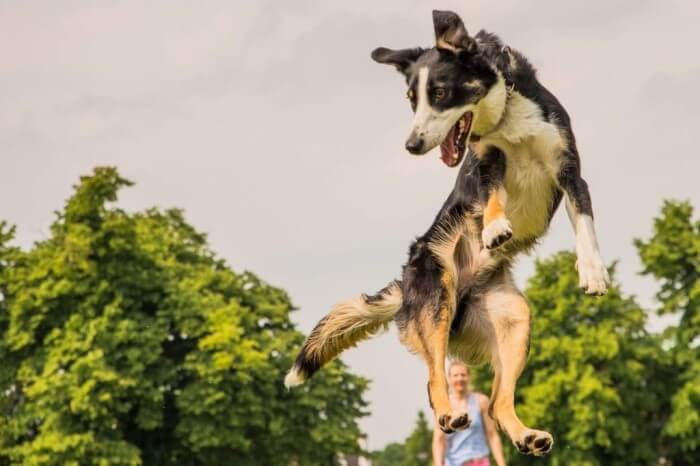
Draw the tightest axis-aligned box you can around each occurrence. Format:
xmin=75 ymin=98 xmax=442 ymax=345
xmin=440 ymin=124 xmax=457 ymax=166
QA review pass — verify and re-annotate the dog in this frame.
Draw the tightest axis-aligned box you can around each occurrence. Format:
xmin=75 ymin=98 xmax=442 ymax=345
xmin=285 ymin=10 xmax=609 ymax=456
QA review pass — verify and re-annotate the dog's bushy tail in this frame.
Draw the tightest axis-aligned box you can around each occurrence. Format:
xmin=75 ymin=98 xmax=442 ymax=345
xmin=284 ymin=280 xmax=402 ymax=387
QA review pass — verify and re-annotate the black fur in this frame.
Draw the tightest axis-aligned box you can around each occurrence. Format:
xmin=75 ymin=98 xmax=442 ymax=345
xmin=405 ymin=48 xmax=498 ymax=113
xmin=363 ymin=280 xmax=401 ymax=304
xmin=395 ymin=239 xmax=444 ymax=331
xmin=559 ymin=149 xmax=594 ymax=218
xmin=292 ymin=323 xmax=325 ymax=379
xmin=433 ymin=10 xmax=475 ymax=52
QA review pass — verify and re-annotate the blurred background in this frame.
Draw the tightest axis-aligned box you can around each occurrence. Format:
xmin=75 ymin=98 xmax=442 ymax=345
xmin=1 ymin=1 xmax=699 ymax=465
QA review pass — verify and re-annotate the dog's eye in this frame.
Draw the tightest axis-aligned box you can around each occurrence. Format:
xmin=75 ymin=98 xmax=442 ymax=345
xmin=434 ymin=88 xmax=446 ymax=101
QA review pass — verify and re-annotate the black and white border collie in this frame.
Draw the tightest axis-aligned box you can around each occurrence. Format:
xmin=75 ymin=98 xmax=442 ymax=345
xmin=286 ymin=10 xmax=609 ymax=457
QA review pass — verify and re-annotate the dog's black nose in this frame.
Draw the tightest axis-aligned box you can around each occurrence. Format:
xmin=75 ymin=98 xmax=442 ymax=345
xmin=405 ymin=137 xmax=424 ymax=154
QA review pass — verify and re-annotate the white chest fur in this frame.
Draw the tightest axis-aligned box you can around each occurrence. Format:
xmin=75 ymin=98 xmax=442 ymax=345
xmin=475 ymin=92 xmax=565 ymax=241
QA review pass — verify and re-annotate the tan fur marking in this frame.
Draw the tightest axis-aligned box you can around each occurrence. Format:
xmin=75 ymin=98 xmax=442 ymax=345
xmin=399 ymin=271 xmax=460 ymax=424
xmin=471 ymin=141 xmax=488 ymax=159
xmin=428 ymin=214 xmax=498 ymax=294
xmin=428 ymin=214 xmax=467 ymax=298
xmin=398 ymin=322 xmax=423 ymax=355
xmin=423 ymin=302 xmax=454 ymax=417
xmin=436 ymin=38 xmax=458 ymax=52
xmin=483 ymin=187 xmax=507 ymax=227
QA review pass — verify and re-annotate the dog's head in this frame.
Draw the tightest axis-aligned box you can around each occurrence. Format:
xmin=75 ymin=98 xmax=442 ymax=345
xmin=372 ymin=10 xmax=502 ymax=167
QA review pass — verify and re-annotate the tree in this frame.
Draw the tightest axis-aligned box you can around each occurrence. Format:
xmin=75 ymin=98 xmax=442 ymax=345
xmin=472 ymin=252 xmax=667 ymax=466
xmin=636 ymin=200 xmax=700 ymax=465
xmin=402 ymin=411 xmax=432 ymax=466
xmin=372 ymin=411 xmax=431 ymax=466
xmin=0 ymin=167 xmax=369 ymax=466
xmin=371 ymin=443 xmax=406 ymax=466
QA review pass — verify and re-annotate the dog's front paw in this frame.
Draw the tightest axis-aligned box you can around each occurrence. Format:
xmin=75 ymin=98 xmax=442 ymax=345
xmin=514 ymin=429 xmax=553 ymax=456
xmin=482 ymin=218 xmax=512 ymax=250
xmin=576 ymin=255 xmax=610 ymax=295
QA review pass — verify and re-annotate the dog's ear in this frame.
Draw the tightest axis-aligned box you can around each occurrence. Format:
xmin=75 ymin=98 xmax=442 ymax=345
xmin=432 ymin=10 xmax=476 ymax=54
xmin=371 ymin=47 xmax=423 ymax=75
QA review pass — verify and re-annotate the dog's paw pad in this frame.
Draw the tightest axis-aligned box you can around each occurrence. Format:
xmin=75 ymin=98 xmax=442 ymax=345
xmin=449 ymin=412 xmax=471 ymax=431
xmin=514 ymin=430 xmax=553 ymax=456
xmin=438 ymin=414 xmax=455 ymax=434
xmin=482 ymin=218 xmax=513 ymax=250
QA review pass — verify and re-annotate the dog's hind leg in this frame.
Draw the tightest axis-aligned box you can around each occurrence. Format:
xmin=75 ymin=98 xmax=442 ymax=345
xmin=398 ymin=211 xmax=478 ymax=432
xmin=399 ymin=273 xmax=470 ymax=434
xmin=484 ymin=279 xmax=553 ymax=456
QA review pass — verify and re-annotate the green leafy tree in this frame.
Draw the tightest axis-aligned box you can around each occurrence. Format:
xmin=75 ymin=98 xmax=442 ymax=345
xmin=636 ymin=200 xmax=700 ymax=465
xmin=402 ymin=411 xmax=432 ymax=466
xmin=372 ymin=411 xmax=431 ymax=466
xmin=473 ymin=252 xmax=666 ymax=466
xmin=372 ymin=443 xmax=406 ymax=466
xmin=0 ymin=167 xmax=368 ymax=466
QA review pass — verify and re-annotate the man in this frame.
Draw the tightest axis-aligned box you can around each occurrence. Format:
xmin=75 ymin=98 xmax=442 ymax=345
xmin=432 ymin=361 xmax=506 ymax=466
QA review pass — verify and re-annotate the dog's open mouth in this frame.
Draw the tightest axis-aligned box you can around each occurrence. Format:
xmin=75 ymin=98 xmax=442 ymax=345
xmin=440 ymin=112 xmax=473 ymax=167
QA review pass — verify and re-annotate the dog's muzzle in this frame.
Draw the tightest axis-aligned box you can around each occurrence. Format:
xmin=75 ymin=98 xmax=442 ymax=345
xmin=405 ymin=132 xmax=426 ymax=154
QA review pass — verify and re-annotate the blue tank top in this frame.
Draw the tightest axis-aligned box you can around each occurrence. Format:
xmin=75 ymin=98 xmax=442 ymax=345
xmin=445 ymin=393 xmax=490 ymax=466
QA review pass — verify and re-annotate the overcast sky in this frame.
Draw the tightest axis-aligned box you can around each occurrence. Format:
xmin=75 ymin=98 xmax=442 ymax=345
xmin=2 ymin=0 xmax=699 ymax=449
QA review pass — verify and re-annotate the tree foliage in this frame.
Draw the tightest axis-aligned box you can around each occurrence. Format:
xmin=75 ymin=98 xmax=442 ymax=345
xmin=636 ymin=200 xmax=700 ymax=464
xmin=492 ymin=252 xmax=668 ymax=466
xmin=2 ymin=168 xmax=698 ymax=466
xmin=0 ymin=167 xmax=369 ymax=466
xmin=402 ymin=410 xmax=431 ymax=466
xmin=470 ymin=200 xmax=700 ymax=466
xmin=371 ymin=411 xmax=431 ymax=466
